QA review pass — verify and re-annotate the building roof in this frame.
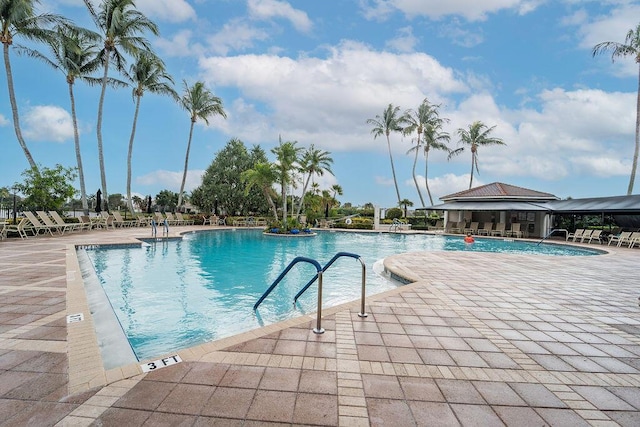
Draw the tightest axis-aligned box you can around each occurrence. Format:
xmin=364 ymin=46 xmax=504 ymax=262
xmin=440 ymin=182 xmax=559 ymax=202
xmin=547 ymin=194 xmax=640 ymax=214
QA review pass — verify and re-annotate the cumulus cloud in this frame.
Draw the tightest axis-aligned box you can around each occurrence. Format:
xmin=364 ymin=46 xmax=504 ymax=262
xmin=247 ymin=0 xmax=313 ymax=32
xmin=136 ymin=0 xmax=196 ymax=23
xmin=137 ymin=169 xmax=204 ymax=193
xmin=385 ymin=26 xmax=419 ymax=52
xmin=199 ymin=41 xmax=467 ymax=150
xmin=360 ymin=0 xmax=542 ymax=22
xmin=23 ymin=105 xmax=74 ymax=143
xmin=206 ymin=19 xmax=271 ymax=55
xmin=156 ymin=30 xmax=206 ymax=57
xmin=0 ymin=114 xmax=8 ymax=126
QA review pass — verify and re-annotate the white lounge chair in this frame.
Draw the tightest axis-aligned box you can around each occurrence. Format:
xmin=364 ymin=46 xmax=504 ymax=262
xmin=490 ymin=222 xmax=506 ymax=236
xmin=584 ymin=229 xmax=603 ymax=244
xmin=24 ymin=211 xmax=55 ymax=236
xmin=506 ymin=223 xmax=523 ymax=238
xmin=608 ymin=231 xmax=632 ymax=246
xmin=567 ymin=228 xmax=585 ymax=242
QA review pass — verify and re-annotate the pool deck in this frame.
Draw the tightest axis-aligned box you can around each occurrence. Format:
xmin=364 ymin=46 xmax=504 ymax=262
xmin=0 ymin=225 xmax=639 ymax=426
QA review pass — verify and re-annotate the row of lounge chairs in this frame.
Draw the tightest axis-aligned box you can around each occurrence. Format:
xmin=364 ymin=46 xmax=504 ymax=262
xmin=439 ymin=221 xmax=524 ymax=237
xmin=566 ymin=228 xmax=640 ymax=247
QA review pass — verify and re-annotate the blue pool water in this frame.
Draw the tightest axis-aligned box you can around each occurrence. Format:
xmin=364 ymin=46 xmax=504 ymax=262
xmin=83 ymin=230 xmax=600 ymax=360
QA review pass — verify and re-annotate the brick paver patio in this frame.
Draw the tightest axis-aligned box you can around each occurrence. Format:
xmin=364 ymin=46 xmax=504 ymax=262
xmin=0 ymin=225 xmax=638 ymax=426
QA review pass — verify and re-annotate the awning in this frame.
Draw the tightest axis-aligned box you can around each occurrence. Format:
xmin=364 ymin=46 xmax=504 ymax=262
xmin=419 ymin=201 xmax=552 ymax=212
xmin=546 ymin=195 xmax=640 ymax=214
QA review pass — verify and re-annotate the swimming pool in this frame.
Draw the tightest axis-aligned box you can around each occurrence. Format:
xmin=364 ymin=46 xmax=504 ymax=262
xmin=81 ymin=230 xmax=601 ymax=362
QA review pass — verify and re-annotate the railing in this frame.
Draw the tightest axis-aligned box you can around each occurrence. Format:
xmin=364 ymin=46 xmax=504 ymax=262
xmin=253 ymin=252 xmax=367 ymax=334
xmin=293 ymin=252 xmax=367 ymax=319
xmin=389 ymin=218 xmax=411 ymax=232
xmin=151 ymin=219 xmax=169 ymax=238
xmin=537 ymin=228 xmax=568 ymax=245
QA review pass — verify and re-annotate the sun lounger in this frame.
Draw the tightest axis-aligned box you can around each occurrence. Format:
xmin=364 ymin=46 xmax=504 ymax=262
xmin=37 ymin=211 xmax=75 ymax=235
xmin=49 ymin=211 xmax=83 ymax=232
xmin=490 ymin=222 xmax=506 ymax=236
xmin=5 ymin=217 xmax=33 ymax=239
xmin=112 ymin=211 xmax=133 ymax=227
xmin=428 ymin=220 xmax=444 ymax=231
xmin=567 ymin=228 xmax=585 ymax=242
xmin=506 ymin=223 xmax=523 ymax=238
xmin=202 ymin=215 xmax=218 ymax=225
xmin=464 ymin=222 xmax=479 ymax=235
xmin=608 ymin=231 xmax=632 ymax=246
xmin=627 ymin=232 xmax=640 ymax=248
xmin=579 ymin=229 xmax=594 ymax=243
xmin=584 ymin=229 xmax=603 ymax=244
xmin=478 ymin=223 xmax=492 ymax=235
xmin=24 ymin=211 xmax=55 ymax=236
xmin=175 ymin=212 xmax=194 ymax=225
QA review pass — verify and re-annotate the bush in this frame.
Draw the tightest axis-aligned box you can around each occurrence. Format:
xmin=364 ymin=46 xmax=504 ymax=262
xmin=385 ymin=207 xmax=403 ymax=220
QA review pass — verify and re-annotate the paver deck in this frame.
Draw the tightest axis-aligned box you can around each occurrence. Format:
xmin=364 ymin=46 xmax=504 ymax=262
xmin=0 ymin=225 xmax=639 ymax=426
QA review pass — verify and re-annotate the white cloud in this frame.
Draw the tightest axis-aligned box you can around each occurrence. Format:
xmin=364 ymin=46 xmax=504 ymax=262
xmin=360 ymin=0 xmax=542 ymax=22
xmin=156 ymin=30 xmax=205 ymax=57
xmin=136 ymin=0 xmax=196 ymax=23
xmin=207 ymin=19 xmax=270 ymax=55
xmin=247 ymin=0 xmax=313 ymax=32
xmin=0 ymin=114 xmax=8 ymax=126
xmin=137 ymin=169 xmax=204 ymax=193
xmin=23 ymin=105 xmax=74 ymax=143
xmin=385 ymin=26 xmax=419 ymax=53
xmin=428 ymin=173 xmax=481 ymax=201
xmin=199 ymin=41 xmax=467 ymax=151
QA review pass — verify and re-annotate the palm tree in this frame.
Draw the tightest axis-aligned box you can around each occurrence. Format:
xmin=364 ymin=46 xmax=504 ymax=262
xmin=124 ymin=52 xmax=177 ymax=214
xmin=83 ymin=0 xmax=159 ymax=211
xmin=241 ymin=162 xmax=279 ymax=220
xmin=399 ymin=198 xmax=413 ymax=218
xmin=449 ymin=121 xmax=505 ymax=189
xmin=295 ymin=144 xmax=333 ymax=217
xmin=402 ymin=98 xmax=448 ymax=207
xmin=178 ymin=80 xmax=226 ymax=207
xmin=31 ymin=24 xmax=102 ymax=215
xmin=331 ymin=184 xmax=343 ymax=200
xmin=592 ymin=23 xmax=640 ymax=195
xmin=421 ymin=113 xmax=450 ymax=206
xmin=272 ymin=137 xmax=302 ymax=229
xmin=1 ymin=0 xmax=64 ymax=170
xmin=367 ymin=104 xmax=403 ymax=205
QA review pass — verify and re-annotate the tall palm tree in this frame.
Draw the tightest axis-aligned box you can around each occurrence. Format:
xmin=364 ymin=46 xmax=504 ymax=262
xmin=399 ymin=198 xmax=413 ymax=218
xmin=402 ymin=98 xmax=446 ymax=207
xmin=241 ymin=162 xmax=279 ymax=220
xmin=295 ymin=144 xmax=333 ymax=217
xmin=331 ymin=184 xmax=343 ymax=200
xmin=179 ymin=80 xmax=226 ymax=207
xmin=367 ymin=104 xmax=404 ymax=205
xmin=124 ymin=52 xmax=177 ymax=214
xmin=30 ymin=24 xmax=102 ymax=215
xmin=83 ymin=0 xmax=159 ymax=211
xmin=593 ymin=23 xmax=640 ymax=195
xmin=1 ymin=0 xmax=64 ymax=170
xmin=449 ymin=121 xmax=505 ymax=189
xmin=272 ymin=137 xmax=302 ymax=229
xmin=421 ymin=113 xmax=450 ymax=206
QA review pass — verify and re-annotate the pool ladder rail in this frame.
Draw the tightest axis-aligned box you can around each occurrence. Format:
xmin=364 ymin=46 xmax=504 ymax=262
xmin=253 ymin=252 xmax=367 ymax=334
xmin=151 ymin=219 xmax=169 ymax=238
xmin=537 ymin=228 xmax=568 ymax=245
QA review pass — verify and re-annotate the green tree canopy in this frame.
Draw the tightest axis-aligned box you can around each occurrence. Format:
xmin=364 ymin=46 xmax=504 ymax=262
xmin=15 ymin=164 xmax=77 ymax=212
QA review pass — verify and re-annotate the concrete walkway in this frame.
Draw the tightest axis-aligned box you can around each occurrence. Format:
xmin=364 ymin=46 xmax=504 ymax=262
xmin=0 ymin=225 xmax=639 ymax=426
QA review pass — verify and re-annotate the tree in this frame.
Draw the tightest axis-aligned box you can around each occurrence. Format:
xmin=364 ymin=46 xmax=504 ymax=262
xmin=33 ymin=23 xmax=102 ymax=216
xmin=421 ymin=110 xmax=450 ymax=206
xmin=367 ymin=104 xmax=403 ymax=205
xmin=15 ymin=164 xmax=77 ymax=212
xmin=241 ymin=162 xmax=279 ymax=220
xmin=178 ymin=80 xmax=226 ymax=207
xmin=449 ymin=121 xmax=505 ymax=189
xmin=295 ymin=144 xmax=333 ymax=217
xmin=155 ymin=189 xmax=178 ymax=212
xmin=83 ymin=0 xmax=159 ymax=211
xmin=403 ymin=98 xmax=450 ymax=206
xmin=272 ymin=137 xmax=302 ymax=229
xmin=399 ymin=198 xmax=413 ymax=218
xmin=1 ymin=0 xmax=64 ymax=170
xmin=592 ymin=23 xmax=640 ymax=195
xmin=124 ymin=52 xmax=177 ymax=214
xmin=192 ymin=139 xmax=268 ymax=215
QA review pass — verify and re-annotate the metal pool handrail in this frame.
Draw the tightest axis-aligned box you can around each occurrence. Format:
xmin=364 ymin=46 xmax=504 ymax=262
xmin=293 ymin=252 xmax=367 ymax=319
xmin=537 ymin=228 xmax=568 ymax=245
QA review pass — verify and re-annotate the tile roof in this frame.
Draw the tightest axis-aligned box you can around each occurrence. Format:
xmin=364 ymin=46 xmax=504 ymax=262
xmin=441 ymin=182 xmax=558 ymax=201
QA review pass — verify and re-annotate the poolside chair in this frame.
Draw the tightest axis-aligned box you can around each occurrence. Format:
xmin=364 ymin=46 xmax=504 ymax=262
xmin=464 ymin=222 xmax=479 ymax=235
xmin=567 ymin=228 xmax=585 ymax=242
xmin=629 ymin=232 xmax=640 ymax=249
xmin=164 ymin=212 xmax=180 ymax=225
xmin=478 ymin=223 xmax=492 ymax=235
xmin=112 ymin=211 xmax=133 ymax=227
xmin=428 ymin=220 xmax=444 ymax=231
xmin=49 ymin=211 xmax=83 ymax=232
xmin=584 ymin=229 xmax=603 ymax=244
xmin=579 ymin=229 xmax=594 ymax=243
xmin=506 ymin=223 xmax=523 ymax=238
xmin=490 ymin=222 xmax=506 ymax=237
xmin=24 ymin=211 xmax=55 ymax=236
xmin=202 ymin=215 xmax=217 ymax=226
xmin=0 ymin=221 xmax=6 ymax=240
xmin=175 ymin=212 xmax=193 ymax=225
xmin=608 ymin=231 xmax=632 ymax=246
xmin=5 ymin=217 xmax=33 ymax=239
xmin=37 ymin=211 xmax=75 ymax=235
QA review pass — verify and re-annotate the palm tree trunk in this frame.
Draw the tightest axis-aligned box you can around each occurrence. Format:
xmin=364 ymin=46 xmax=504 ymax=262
xmin=3 ymin=43 xmax=37 ymax=170
xmin=127 ymin=95 xmax=142 ymax=215
xmin=264 ymin=191 xmax=278 ymax=219
xmin=68 ymin=82 xmax=88 ymax=215
xmin=627 ymin=62 xmax=640 ymax=195
xmin=412 ymin=137 xmax=425 ymax=207
xmin=281 ymin=183 xmax=287 ymax=230
xmin=97 ymin=56 xmax=110 ymax=211
xmin=469 ymin=154 xmax=475 ymax=189
xmin=178 ymin=120 xmax=195 ymax=208
xmin=295 ymin=173 xmax=312 ymax=218
xmin=424 ymin=147 xmax=434 ymax=206
xmin=386 ymin=134 xmax=402 ymax=204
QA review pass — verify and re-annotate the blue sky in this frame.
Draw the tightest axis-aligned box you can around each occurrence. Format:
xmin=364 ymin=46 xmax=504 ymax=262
xmin=1 ymin=0 xmax=639 ymax=208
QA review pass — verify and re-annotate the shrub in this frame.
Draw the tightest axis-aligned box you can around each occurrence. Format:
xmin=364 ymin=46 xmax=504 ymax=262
xmin=385 ymin=208 xmax=403 ymax=220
